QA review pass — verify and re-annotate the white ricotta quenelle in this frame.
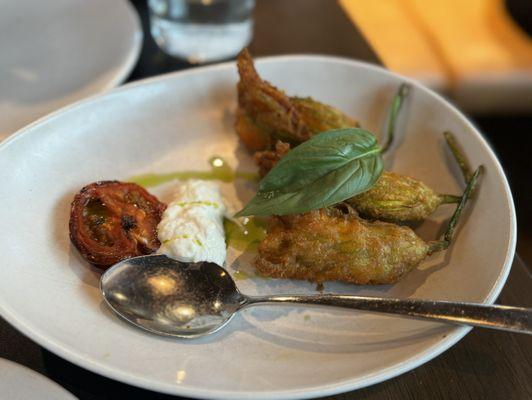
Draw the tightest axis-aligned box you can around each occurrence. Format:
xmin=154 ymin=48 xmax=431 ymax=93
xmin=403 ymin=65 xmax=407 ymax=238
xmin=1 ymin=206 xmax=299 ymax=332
xmin=157 ymin=180 xmax=227 ymax=266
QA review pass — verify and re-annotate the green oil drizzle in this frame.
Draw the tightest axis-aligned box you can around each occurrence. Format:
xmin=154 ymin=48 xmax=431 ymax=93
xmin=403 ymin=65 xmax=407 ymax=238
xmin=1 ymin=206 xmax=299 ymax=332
xmin=162 ymin=234 xmax=204 ymax=247
xmin=162 ymin=234 xmax=190 ymax=244
xmin=233 ymin=270 xmax=252 ymax=281
xmin=130 ymin=156 xmax=258 ymax=188
xmin=224 ymin=217 xmax=267 ymax=251
xmin=225 ymin=216 xmax=268 ymax=281
xmin=177 ymin=200 xmax=220 ymax=208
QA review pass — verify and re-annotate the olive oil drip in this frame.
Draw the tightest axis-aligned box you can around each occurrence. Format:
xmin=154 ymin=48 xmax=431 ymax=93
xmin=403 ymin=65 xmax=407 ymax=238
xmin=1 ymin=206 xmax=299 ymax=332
xmin=224 ymin=216 xmax=268 ymax=281
xmin=130 ymin=156 xmax=258 ymax=188
xmin=233 ymin=270 xmax=252 ymax=281
xmin=224 ymin=217 xmax=267 ymax=252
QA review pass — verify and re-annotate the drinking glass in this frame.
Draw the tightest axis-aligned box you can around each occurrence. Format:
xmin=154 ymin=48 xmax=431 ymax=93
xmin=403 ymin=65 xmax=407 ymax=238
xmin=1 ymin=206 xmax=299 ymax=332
xmin=148 ymin=0 xmax=255 ymax=63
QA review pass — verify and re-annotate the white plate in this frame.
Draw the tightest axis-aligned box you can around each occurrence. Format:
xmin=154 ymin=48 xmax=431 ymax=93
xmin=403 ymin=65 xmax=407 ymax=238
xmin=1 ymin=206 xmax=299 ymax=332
xmin=0 ymin=56 xmax=516 ymax=399
xmin=0 ymin=0 xmax=142 ymax=140
xmin=0 ymin=358 xmax=76 ymax=400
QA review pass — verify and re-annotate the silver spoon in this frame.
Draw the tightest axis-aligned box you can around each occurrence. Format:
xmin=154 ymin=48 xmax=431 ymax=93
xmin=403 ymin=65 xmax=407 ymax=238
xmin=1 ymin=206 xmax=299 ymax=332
xmin=100 ymin=254 xmax=532 ymax=338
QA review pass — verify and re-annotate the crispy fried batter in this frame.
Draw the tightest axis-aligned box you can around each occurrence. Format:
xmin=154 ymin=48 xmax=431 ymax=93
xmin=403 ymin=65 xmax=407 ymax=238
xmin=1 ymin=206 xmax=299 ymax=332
xmin=256 ymin=208 xmax=429 ymax=285
xmin=234 ymin=108 xmax=271 ymax=151
xmin=236 ymin=49 xmax=358 ymax=151
xmin=291 ymin=97 xmax=358 ymax=133
xmin=253 ymin=140 xmax=291 ymax=178
xmin=236 ymin=49 xmax=310 ymax=149
xmin=347 ymin=172 xmax=443 ymax=221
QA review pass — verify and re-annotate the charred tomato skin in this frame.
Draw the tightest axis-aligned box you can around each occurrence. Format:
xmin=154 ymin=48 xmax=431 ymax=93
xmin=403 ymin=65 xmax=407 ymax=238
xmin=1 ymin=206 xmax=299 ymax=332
xmin=69 ymin=181 xmax=166 ymax=269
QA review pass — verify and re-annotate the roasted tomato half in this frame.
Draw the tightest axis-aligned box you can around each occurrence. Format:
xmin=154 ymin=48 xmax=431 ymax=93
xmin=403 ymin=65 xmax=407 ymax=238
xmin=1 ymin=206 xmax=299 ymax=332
xmin=69 ymin=181 xmax=166 ymax=269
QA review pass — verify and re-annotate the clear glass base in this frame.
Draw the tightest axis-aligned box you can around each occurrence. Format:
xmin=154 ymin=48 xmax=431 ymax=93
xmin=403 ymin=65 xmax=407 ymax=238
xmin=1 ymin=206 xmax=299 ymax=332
xmin=150 ymin=16 xmax=253 ymax=63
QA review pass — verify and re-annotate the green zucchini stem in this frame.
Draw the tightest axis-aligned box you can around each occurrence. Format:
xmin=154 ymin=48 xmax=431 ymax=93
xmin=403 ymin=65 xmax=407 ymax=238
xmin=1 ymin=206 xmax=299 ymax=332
xmin=429 ymin=165 xmax=482 ymax=254
xmin=381 ymin=83 xmax=410 ymax=154
xmin=444 ymin=131 xmax=473 ymax=183
xmin=438 ymin=131 xmax=476 ymax=202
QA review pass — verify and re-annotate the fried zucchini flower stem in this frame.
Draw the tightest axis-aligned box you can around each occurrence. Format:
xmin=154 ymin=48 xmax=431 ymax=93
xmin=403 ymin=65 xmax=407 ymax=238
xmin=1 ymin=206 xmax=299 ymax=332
xmin=381 ymin=83 xmax=409 ymax=154
xmin=429 ymin=165 xmax=483 ymax=254
xmin=438 ymin=131 xmax=476 ymax=204
xmin=443 ymin=131 xmax=474 ymax=182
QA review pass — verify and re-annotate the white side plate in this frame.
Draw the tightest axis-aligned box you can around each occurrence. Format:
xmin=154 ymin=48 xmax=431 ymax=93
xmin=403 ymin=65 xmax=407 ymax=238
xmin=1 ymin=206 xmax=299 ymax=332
xmin=0 ymin=0 xmax=142 ymax=139
xmin=0 ymin=358 xmax=76 ymax=400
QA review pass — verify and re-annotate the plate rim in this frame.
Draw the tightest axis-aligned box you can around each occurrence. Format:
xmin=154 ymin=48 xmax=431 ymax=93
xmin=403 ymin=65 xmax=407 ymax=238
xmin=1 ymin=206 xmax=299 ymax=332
xmin=0 ymin=55 xmax=517 ymax=400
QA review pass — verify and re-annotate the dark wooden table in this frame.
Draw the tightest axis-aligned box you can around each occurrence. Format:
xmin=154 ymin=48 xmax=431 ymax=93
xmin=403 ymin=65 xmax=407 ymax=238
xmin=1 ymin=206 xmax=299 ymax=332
xmin=1 ymin=1 xmax=530 ymax=399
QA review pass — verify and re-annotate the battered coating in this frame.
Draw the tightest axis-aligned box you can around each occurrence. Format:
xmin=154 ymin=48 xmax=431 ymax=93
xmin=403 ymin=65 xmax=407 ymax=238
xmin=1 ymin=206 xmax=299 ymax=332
xmin=256 ymin=207 xmax=429 ymax=285
xmin=291 ymin=96 xmax=358 ymax=133
xmin=253 ymin=140 xmax=291 ymax=178
xmin=236 ymin=49 xmax=357 ymax=151
xmin=347 ymin=171 xmax=443 ymax=221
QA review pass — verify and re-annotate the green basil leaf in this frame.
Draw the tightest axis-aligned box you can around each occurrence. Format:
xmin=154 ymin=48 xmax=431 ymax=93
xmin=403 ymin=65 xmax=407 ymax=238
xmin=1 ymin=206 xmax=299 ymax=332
xmin=236 ymin=128 xmax=383 ymax=216
xmin=258 ymin=128 xmax=380 ymax=194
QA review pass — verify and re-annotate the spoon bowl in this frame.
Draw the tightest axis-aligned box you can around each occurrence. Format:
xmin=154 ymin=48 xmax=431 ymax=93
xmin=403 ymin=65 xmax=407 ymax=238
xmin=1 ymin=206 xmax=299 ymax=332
xmin=101 ymin=254 xmax=244 ymax=338
xmin=101 ymin=255 xmax=532 ymax=338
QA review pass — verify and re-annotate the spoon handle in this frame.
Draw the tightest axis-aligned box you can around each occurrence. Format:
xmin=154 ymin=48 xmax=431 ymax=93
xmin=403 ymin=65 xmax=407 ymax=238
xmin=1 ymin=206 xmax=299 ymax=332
xmin=244 ymin=295 xmax=532 ymax=335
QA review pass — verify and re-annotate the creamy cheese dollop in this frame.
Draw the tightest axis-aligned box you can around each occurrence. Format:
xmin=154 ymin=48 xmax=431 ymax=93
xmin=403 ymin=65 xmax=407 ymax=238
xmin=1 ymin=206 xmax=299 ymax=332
xmin=157 ymin=180 xmax=226 ymax=266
